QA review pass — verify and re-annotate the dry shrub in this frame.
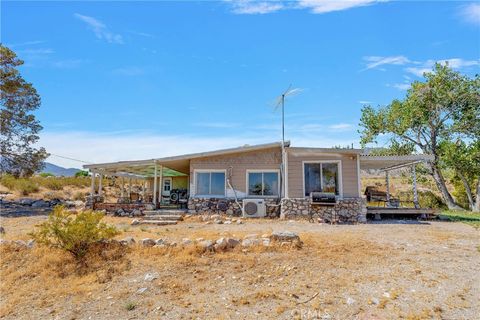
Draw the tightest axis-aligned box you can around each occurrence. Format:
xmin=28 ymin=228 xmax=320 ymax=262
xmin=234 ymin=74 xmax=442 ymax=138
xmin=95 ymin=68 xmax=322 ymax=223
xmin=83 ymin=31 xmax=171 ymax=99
xmin=0 ymin=175 xmax=39 ymax=195
xmin=30 ymin=206 xmax=119 ymax=260
xmin=0 ymin=242 xmax=129 ymax=317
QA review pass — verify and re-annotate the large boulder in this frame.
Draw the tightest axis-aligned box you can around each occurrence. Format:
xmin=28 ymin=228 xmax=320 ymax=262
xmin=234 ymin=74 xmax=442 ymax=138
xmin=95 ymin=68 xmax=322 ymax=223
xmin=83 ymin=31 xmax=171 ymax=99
xmin=31 ymin=200 xmax=50 ymax=208
xmin=270 ymin=231 xmax=300 ymax=242
xmin=18 ymin=198 xmax=35 ymax=206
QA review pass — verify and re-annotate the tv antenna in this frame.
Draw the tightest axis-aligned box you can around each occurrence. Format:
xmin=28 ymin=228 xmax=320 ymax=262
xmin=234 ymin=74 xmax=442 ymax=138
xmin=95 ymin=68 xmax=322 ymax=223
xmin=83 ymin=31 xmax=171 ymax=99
xmin=274 ymin=85 xmax=301 ymax=198
xmin=275 ymin=85 xmax=302 ymax=148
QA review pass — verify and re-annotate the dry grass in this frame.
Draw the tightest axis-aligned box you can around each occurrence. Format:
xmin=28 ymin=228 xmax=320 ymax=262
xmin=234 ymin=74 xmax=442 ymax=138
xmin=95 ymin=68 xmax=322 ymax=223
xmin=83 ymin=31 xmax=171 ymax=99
xmin=0 ymin=217 xmax=479 ymax=319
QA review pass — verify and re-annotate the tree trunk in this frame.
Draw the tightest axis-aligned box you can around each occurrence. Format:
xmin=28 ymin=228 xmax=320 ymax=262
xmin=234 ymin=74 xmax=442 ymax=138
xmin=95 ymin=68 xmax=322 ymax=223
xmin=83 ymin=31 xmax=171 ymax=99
xmin=458 ymin=172 xmax=474 ymax=210
xmin=474 ymin=179 xmax=480 ymax=213
xmin=430 ymin=162 xmax=463 ymax=210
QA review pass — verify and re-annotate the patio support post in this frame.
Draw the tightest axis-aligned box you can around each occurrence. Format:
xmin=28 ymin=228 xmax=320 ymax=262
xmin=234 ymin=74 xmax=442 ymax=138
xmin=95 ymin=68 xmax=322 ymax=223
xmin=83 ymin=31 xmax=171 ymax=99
xmin=412 ymin=165 xmax=419 ymax=208
xmin=153 ymin=162 xmax=158 ymax=206
xmin=385 ymin=171 xmax=390 ymax=205
xmin=159 ymin=165 xmax=163 ymax=205
xmin=90 ymin=171 xmax=96 ymax=196
xmin=98 ymin=173 xmax=103 ymax=197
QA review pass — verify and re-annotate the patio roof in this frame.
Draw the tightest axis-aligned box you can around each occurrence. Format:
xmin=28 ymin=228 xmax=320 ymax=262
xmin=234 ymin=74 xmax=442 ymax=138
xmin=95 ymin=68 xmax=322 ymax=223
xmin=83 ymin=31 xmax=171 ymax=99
xmin=359 ymin=154 xmax=434 ymax=171
xmin=83 ymin=141 xmax=287 ymax=178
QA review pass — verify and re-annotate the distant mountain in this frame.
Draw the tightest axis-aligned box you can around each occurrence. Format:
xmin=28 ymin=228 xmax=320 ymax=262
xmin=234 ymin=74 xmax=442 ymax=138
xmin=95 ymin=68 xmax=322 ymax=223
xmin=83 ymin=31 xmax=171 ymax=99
xmin=39 ymin=162 xmax=81 ymax=177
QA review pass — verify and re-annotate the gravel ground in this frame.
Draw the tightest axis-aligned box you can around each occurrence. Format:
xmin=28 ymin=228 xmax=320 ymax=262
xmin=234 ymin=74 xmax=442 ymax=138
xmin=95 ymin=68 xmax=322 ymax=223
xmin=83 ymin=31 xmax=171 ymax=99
xmin=1 ymin=217 xmax=479 ymax=320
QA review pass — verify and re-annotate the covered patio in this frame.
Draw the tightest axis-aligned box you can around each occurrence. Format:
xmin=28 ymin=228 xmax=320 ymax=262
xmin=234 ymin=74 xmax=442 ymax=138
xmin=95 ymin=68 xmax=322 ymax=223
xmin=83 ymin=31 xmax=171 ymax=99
xmin=84 ymin=157 xmax=191 ymax=211
xmin=359 ymin=154 xmax=437 ymax=219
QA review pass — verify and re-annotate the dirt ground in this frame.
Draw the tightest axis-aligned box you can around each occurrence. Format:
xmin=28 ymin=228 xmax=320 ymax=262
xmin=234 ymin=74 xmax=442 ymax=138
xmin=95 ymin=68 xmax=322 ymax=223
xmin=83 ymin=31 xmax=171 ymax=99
xmin=0 ymin=215 xmax=479 ymax=320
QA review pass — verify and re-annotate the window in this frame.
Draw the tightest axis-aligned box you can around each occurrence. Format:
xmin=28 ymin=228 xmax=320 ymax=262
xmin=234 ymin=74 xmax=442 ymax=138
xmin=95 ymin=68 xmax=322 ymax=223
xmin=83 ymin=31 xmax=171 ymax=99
xmin=247 ymin=171 xmax=279 ymax=197
xmin=195 ymin=171 xmax=225 ymax=196
xmin=304 ymin=162 xmax=340 ymax=196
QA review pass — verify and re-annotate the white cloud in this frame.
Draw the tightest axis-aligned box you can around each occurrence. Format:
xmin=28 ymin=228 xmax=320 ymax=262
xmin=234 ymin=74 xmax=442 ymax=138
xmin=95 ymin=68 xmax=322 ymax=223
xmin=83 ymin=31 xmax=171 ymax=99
xmin=228 ymin=0 xmax=284 ymax=14
xmin=39 ymin=130 xmax=359 ymax=169
xmin=74 ymin=13 xmax=124 ymax=44
xmin=391 ymin=83 xmax=410 ymax=91
xmin=329 ymin=123 xmax=353 ymax=131
xmin=405 ymin=58 xmax=479 ymax=77
xmin=6 ymin=40 xmax=45 ymax=48
xmin=362 ymin=55 xmax=411 ymax=70
xmin=227 ymin=0 xmax=383 ymax=15
xmin=112 ymin=66 xmax=146 ymax=76
xmin=298 ymin=0 xmax=380 ymax=14
xmin=194 ymin=122 xmax=242 ymax=128
xmin=358 ymin=100 xmax=372 ymax=104
xmin=52 ymin=59 xmax=84 ymax=69
xmin=459 ymin=3 xmax=480 ymax=25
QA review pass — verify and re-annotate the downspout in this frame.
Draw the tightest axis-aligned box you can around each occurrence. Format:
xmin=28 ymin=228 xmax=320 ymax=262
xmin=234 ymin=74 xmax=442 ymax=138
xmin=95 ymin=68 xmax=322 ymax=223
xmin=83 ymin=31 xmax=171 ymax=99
xmin=227 ymin=166 xmax=243 ymax=216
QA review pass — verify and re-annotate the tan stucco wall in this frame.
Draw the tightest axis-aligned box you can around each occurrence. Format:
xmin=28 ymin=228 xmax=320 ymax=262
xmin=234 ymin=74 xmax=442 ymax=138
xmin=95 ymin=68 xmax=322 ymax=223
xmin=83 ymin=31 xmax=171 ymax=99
xmin=286 ymin=151 xmax=360 ymax=198
xmin=190 ymin=147 xmax=282 ymax=197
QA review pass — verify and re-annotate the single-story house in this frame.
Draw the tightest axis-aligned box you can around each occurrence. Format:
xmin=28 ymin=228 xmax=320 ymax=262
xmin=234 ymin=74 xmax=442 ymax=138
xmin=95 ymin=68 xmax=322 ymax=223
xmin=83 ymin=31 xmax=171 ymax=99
xmin=83 ymin=141 xmax=433 ymax=223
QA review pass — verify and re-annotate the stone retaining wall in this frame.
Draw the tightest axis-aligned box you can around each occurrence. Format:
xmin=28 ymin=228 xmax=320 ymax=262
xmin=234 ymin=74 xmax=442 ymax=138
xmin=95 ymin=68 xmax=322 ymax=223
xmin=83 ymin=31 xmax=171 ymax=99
xmin=93 ymin=202 xmax=149 ymax=213
xmin=280 ymin=197 xmax=367 ymax=223
xmin=188 ymin=198 xmax=280 ymax=217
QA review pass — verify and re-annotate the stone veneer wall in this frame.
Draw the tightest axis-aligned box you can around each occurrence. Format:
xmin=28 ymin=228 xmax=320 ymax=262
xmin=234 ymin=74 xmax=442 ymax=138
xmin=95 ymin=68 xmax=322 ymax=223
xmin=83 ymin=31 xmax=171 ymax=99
xmin=280 ymin=198 xmax=367 ymax=223
xmin=188 ymin=198 xmax=280 ymax=217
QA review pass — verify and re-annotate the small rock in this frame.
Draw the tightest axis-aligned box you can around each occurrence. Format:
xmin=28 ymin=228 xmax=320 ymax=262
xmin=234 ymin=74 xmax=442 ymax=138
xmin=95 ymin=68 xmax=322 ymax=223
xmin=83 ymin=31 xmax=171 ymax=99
xmin=236 ymin=219 xmax=243 ymax=225
xmin=14 ymin=240 xmax=27 ymax=247
xmin=26 ymin=239 xmax=35 ymax=248
xmin=262 ymin=238 xmax=271 ymax=247
xmin=141 ymin=238 xmax=156 ymax=247
xmin=182 ymin=238 xmax=192 ymax=246
xmin=131 ymin=219 xmax=141 ymax=226
xmin=226 ymin=238 xmax=240 ymax=248
xmin=155 ymin=238 xmax=166 ymax=245
xmin=211 ymin=214 xmax=221 ymax=220
xmin=270 ymin=231 xmax=299 ymax=242
xmin=198 ymin=240 xmax=214 ymax=251
xmin=383 ymin=292 xmax=391 ymax=298
xmin=214 ymin=219 xmax=223 ymax=224
xmin=346 ymin=297 xmax=356 ymax=305
xmin=0 ymin=239 xmax=11 ymax=245
xmin=120 ymin=237 xmax=135 ymax=245
xmin=144 ymin=273 xmax=159 ymax=282
xmin=370 ymin=297 xmax=380 ymax=305
xmin=223 ymin=220 xmax=232 ymax=225
xmin=241 ymin=238 xmax=260 ymax=247
xmin=137 ymin=287 xmax=148 ymax=294
xmin=131 ymin=209 xmax=143 ymax=217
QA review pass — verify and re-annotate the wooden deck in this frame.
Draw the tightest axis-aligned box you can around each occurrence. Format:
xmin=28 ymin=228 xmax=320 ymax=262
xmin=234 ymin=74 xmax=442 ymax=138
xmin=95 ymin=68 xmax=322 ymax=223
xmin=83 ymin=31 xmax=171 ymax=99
xmin=367 ymin=207 xmax=437 ymax=219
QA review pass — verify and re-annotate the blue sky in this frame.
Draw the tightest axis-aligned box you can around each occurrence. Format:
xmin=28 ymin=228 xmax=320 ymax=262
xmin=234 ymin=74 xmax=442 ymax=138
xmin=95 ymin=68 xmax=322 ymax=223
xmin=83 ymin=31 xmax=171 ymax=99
xmin=2 ymin=0 xmax=479 ymax=168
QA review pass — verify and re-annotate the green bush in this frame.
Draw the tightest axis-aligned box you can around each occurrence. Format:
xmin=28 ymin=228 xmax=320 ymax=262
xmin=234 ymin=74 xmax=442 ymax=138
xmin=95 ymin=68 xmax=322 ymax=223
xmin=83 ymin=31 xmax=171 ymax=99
xmin=31 ymin=206 xmax=119 ymax=260
xmin=75 ymin=170 xmax=89 ymax=177
xmin=40 ymin=178 xmax=64 ymax=191
xmin=0 ymin=175 xmax=39 ymax=195
xmin=39 ymin=172 xmax=55 ymax=177
xmin=397 ymin=190 xmax=447 ymax=209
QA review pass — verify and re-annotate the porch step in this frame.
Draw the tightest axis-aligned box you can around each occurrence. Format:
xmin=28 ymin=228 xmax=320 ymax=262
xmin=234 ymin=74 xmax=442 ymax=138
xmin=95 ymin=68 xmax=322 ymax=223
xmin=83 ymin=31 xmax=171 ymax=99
xmin=143 ymin=214 xmax=183 ymax=221
xmin=136 ymin=220 xmax=178 ymax=226
xmin=143 ymin=209 xmax=187 ymax=216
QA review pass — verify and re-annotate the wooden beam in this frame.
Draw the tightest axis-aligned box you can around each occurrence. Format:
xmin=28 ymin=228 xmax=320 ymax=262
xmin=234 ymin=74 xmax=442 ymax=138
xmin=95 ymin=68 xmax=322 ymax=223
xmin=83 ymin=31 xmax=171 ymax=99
xmin=153 ymin=162 xmax=158 ymax=206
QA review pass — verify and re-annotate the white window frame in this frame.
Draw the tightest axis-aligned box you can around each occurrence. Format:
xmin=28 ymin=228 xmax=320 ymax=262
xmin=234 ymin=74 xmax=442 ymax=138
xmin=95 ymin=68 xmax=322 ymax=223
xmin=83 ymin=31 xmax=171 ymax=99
xmin=246 ymin=169 xmax=280 ymax=198
xmin=193 ymin=169 xmax=226 ymax=198
xmin=302 ymin=160 xmax=343 ymax=198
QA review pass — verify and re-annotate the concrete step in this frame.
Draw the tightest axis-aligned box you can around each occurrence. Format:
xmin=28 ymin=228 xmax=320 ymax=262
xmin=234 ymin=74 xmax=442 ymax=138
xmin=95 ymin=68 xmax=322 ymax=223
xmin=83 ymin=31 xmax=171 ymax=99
xmin=143 ymin=214 xmax=183 ymax=221
xmin=137 ymin=220 xmax=178 ymax=226
xmin=143 ymin=209 xmax=187 ymax=216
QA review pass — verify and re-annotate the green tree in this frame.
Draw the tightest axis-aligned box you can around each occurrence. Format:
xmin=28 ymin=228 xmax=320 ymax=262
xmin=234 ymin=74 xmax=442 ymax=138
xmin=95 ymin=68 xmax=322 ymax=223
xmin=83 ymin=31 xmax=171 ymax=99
xmin=360 ymin=63 xmax=480 ymax=210
xmin=441 ymin=140 xmax=480 ymax=212
xmin=0 ymin=45 xmax=48 ymax=177
xmin=75 ymin=170 xmax=89 ymax=177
